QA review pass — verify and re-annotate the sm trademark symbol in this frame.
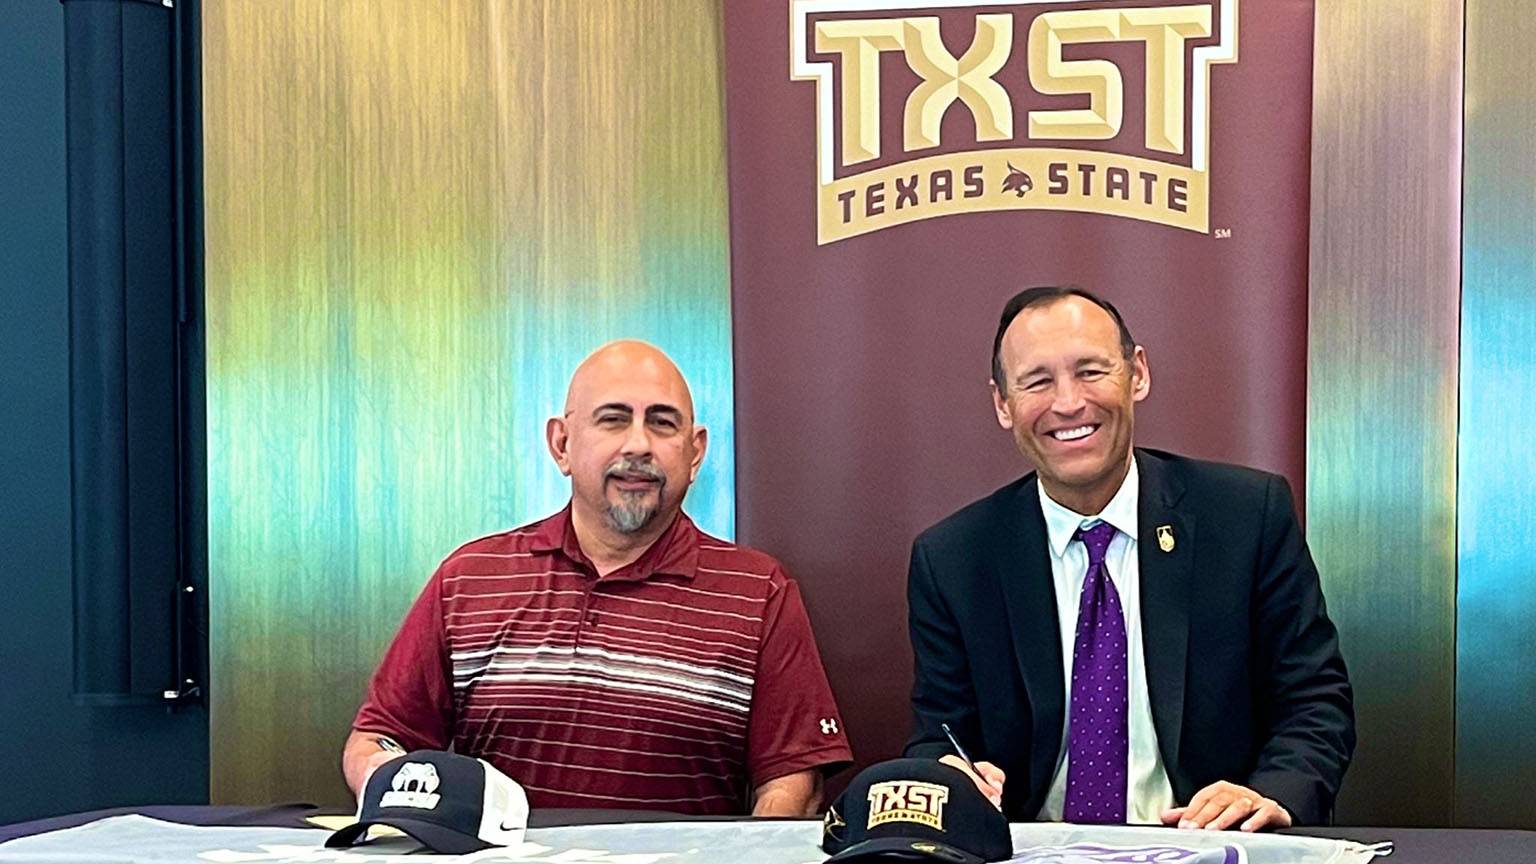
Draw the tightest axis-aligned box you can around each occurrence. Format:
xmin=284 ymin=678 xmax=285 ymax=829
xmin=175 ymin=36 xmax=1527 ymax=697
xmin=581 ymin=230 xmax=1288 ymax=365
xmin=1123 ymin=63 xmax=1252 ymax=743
xmin=1214 ymin=228 xmax=1233 ymax=239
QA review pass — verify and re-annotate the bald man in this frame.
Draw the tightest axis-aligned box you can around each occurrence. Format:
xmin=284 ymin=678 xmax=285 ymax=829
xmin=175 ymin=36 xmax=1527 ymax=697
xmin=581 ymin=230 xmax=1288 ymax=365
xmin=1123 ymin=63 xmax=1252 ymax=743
xmin=342 ymin=342 xmax=851 ymax=815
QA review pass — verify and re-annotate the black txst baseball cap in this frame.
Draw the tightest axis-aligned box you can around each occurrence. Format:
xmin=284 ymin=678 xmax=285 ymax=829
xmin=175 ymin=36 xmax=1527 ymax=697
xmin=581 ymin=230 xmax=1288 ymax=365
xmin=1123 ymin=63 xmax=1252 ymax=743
xmin=822 ymin=758 xmax=1013 ymax=864
xmin=326 ymin=750 xmax=528 ymax=854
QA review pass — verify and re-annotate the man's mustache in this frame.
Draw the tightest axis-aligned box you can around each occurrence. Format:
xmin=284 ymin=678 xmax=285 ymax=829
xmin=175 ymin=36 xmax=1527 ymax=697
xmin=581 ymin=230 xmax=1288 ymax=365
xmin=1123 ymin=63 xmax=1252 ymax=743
xmin=605 ymin=458 xmax=665 ymax=484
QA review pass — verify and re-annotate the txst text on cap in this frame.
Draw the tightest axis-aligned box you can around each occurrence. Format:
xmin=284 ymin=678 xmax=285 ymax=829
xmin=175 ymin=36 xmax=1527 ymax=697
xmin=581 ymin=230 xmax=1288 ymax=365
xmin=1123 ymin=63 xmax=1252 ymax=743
xmin=822 ymin=758 xmax=1013 ymax=864
xmin=326 ymin=750 xmax=529 ymax=854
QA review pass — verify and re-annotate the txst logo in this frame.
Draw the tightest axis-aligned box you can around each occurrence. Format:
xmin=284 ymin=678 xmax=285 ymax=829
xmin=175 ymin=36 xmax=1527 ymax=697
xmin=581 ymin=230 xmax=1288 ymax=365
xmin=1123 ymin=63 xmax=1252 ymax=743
xmin=380 ymin=761 xmax=442 ymax=810
xmin=789 ymin=0 xmax=1237 ymax=243
xmin=866 ymin=780 xmax=950 ymax=830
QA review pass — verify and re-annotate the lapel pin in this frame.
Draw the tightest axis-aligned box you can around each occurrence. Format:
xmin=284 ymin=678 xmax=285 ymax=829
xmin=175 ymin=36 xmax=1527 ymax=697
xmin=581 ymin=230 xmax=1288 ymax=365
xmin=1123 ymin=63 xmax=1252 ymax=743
xmin=1156 ymin=525 xmax=1175 ymax=553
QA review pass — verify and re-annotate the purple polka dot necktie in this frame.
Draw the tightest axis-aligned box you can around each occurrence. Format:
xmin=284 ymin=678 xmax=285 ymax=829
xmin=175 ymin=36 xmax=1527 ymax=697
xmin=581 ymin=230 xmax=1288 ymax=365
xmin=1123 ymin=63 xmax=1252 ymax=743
xmin=1063 ymin=520 xmax=1129 ymax=824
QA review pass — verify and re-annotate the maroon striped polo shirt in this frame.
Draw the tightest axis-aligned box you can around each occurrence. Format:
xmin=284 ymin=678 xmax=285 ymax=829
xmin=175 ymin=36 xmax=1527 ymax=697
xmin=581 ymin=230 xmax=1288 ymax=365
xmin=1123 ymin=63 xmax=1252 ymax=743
xmin=353 ymin=506 xmax=852 ymax=814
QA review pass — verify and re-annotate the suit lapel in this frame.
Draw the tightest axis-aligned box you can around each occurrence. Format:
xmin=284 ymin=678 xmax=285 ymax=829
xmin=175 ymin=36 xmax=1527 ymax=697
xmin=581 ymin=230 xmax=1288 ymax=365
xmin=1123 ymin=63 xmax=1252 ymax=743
xmin=1136 ymin=450 xmax=1194 ymax=782
xmin=994 ymin=475 xmax=1066 ymax=799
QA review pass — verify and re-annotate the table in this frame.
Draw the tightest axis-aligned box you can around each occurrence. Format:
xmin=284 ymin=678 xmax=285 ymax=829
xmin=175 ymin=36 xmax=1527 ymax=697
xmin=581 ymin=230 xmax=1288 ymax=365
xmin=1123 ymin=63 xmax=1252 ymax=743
xmin=2 ymin=806 xmax=1532 ymax=863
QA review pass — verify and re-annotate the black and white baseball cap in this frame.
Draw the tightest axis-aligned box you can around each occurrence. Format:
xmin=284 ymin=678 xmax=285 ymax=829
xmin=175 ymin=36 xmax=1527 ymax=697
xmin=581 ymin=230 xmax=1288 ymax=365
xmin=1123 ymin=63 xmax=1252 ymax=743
xmin=821 ymin=758 xmax=1013 ymax=864
xmin=326 ymin=750 xmax=529 ymax=854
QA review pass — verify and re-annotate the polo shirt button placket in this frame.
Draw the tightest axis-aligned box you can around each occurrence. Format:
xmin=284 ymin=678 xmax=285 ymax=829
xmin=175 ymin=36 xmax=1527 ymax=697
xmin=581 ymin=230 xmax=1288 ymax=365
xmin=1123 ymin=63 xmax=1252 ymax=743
xmin=575 ymin=577 xmax=598 ymax=648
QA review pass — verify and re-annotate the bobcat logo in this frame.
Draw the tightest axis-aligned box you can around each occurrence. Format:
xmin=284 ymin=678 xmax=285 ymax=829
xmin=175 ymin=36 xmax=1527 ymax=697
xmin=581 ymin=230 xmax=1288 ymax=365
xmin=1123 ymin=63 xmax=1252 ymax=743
xmin=1002 ymin=163 xmax=1033 ymax=198
xmin=380 ymin=761 xmax=442 ymax=809
xmin=822 ymin=804 xmax=847 ymax=844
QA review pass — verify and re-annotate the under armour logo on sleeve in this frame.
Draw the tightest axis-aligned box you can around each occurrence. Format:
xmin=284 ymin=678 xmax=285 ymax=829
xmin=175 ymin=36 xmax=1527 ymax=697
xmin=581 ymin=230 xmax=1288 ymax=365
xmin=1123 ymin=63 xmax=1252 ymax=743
xmin=820 ymin=718 xmax=839 ymax=735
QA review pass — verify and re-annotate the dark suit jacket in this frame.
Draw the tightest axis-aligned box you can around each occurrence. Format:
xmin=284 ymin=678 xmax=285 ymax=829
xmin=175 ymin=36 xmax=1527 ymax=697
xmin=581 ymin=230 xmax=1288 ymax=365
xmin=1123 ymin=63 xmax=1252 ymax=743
xmin=904 ymin=448 xmax=1354 ymax=824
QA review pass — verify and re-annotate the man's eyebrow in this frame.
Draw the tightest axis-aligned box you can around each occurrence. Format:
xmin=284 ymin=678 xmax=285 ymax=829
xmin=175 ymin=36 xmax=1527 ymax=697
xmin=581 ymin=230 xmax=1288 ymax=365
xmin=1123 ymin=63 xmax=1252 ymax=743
xmin=591 ymin=402 xmax=634 ymax=417
xmin=645 ymin=404 xmax=684 ymax=420
xmin=1011 ymin=356 xmax=1113 ymax=384
xmin=1013 ymin=365 xmax=1050 ymax=384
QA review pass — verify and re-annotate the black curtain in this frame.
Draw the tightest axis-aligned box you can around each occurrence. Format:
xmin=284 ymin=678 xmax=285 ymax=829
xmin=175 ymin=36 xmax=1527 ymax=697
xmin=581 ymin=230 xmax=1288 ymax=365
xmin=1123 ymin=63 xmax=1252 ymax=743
xmin=63 ymin=0 xmax=204 ymax=707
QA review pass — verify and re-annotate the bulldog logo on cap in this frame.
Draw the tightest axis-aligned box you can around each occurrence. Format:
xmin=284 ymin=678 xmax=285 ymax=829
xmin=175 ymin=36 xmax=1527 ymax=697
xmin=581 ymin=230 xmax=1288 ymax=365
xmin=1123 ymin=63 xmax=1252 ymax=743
xmin=381 ymin=761 xmax=441 ymax=809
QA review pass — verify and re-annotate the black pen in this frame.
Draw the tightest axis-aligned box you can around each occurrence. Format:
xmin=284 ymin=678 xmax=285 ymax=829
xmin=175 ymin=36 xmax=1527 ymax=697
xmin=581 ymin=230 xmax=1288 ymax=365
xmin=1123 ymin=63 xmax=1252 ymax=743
xmin=939 ymin=722 xmax=979 ymax=775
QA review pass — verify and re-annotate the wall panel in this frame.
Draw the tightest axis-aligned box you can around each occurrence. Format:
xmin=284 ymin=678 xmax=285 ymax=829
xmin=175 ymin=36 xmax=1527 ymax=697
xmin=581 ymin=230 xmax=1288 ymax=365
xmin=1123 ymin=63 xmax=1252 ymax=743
xmin=203 ymin=0 xmax=733 ymax=805
xmin=1307 ymin=0 xmax=1462 ymax=826
xmin=1457 ymin=0 xmax=1536 ymax=830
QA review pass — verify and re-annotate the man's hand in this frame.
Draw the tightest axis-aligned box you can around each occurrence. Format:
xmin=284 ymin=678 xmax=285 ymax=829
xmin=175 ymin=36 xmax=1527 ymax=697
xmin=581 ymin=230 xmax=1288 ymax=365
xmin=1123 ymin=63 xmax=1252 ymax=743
xmin=1161 ymin=781 xmax=1292 ymax=832
xmin=939 ymin=756 xmax=1005 ymax=809
xmin=358 ymin=749 xmax=400 ymax=788
xmin=341 ymin=729 xmax=406 ymax=797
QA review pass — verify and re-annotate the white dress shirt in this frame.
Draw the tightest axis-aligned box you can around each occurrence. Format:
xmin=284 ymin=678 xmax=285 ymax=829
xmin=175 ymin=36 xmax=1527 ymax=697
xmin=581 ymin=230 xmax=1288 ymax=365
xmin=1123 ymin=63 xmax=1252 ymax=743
xmin=1035 ymin=458 xmax=1176 ymax=824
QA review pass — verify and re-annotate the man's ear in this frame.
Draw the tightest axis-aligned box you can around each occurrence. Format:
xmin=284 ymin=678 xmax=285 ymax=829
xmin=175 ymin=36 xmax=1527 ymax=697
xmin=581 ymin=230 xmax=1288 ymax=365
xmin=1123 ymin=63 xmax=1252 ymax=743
xmin=688 ymin=425 xmax=708 ymax=483
xmin=991 ymin=380 xmax=1015 ymax=430
xmin=1131 ymin=346 xmax=1151 ymax=403
xmin=546 ymin=416 xmax=573 ymax=476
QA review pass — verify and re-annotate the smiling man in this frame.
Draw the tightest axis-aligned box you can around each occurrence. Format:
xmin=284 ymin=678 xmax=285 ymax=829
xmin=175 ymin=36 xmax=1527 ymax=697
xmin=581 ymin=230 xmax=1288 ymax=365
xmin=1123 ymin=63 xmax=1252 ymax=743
xmin=904 ymin=287 xmax=1354 ymax=831
xmin=342 ymin=340 xmax=850 ymax=815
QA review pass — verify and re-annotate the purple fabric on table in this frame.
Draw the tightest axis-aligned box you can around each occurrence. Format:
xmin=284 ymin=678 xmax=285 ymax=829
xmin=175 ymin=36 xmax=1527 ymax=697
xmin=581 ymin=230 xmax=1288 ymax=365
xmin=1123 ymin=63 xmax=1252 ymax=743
xmin=1011 ymin=844 xmax=1243 ymax=864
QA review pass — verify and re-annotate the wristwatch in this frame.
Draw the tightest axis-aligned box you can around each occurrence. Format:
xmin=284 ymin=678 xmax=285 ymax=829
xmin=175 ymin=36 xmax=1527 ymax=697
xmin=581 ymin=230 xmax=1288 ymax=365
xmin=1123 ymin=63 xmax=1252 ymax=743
xmin=374 ymin=735 xmax=406 ymax=755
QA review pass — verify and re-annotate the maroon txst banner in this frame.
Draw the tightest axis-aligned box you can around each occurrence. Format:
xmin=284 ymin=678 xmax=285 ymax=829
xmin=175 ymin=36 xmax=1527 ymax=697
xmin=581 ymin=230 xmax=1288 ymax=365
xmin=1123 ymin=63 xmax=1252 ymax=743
xmin=723 ymin=0 xmax=1314 ymax=780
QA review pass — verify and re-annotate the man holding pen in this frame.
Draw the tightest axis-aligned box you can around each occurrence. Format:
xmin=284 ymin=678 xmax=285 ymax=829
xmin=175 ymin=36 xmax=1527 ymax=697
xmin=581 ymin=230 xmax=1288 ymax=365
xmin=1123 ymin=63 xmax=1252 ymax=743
xmin=904 ymin=287 xmax=1354 ymax=831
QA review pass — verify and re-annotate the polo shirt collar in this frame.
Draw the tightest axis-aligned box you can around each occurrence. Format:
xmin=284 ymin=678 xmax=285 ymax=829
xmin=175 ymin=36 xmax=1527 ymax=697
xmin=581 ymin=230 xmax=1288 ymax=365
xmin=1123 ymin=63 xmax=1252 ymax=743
xmin=531 ymin=503 xmax=699 ymax=581
xmin=1037 ymin=456 xmax=1140 ymax=558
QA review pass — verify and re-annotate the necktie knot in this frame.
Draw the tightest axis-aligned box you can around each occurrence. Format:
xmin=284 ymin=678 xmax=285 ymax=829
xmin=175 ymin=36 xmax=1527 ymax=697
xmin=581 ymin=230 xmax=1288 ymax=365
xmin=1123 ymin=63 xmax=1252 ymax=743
xmin=1073 ymin=521 xmax=1117 ymax=567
